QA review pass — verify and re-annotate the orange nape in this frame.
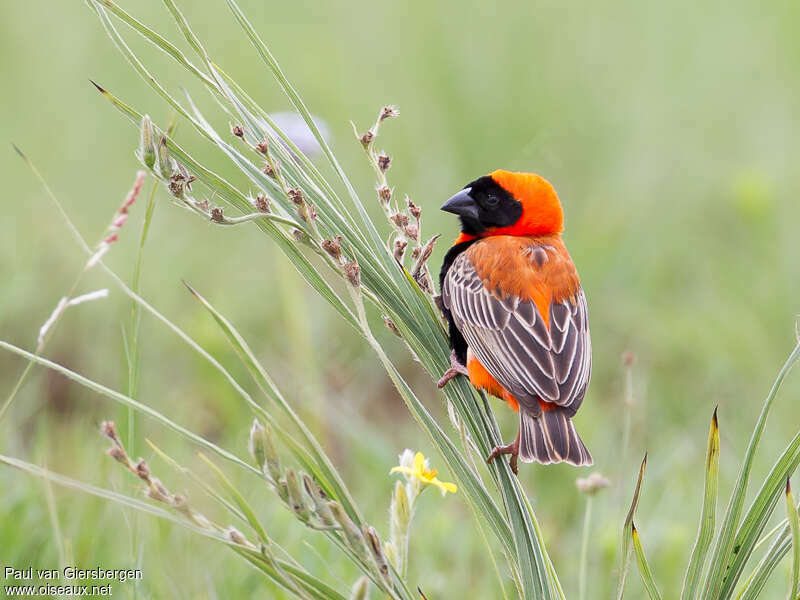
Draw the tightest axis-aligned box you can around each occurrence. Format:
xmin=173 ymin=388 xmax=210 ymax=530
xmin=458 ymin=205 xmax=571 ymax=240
xmin=489 ymin=170 xmax=564 ymax=237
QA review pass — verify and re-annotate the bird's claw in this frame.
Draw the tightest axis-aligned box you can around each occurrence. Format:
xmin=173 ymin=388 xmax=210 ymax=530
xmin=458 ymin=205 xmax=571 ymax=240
xmin=486 ymin=436 xmax=520 ymax=475
xmin=437 ymin=350 xmax=468 ymax=388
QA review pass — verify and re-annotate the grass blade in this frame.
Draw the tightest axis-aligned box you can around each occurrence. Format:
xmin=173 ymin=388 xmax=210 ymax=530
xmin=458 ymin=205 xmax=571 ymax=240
xmin=0 ymin=341 xmax=258 ymax=476
xmin=183 ymin=282 xmax=364 ymax=526
xmin=702 ymin=340 xmax=800 ymax=599
xmin=787 ymin=479 xmax=800 ymax=600
xmin=617 ymin=453 xmax=648 ymax=600
xmin=632 ymin=523 xmax=663 ymax=600
xmin=716 ymin=431 xmax=800 ymax=598
xmin=197 ymin=452 xmax=269 ymax=545
xmin=682 ymin=407 xmax=721 ymax=599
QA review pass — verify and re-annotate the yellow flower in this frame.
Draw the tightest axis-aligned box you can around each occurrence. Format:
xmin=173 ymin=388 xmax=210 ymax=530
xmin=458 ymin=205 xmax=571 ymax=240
xmin=391 ymin=451 xmax=457 ymax=496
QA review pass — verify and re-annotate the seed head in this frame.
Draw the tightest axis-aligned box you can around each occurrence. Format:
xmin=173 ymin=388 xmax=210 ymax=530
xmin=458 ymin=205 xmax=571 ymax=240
xmin=210 ymin=207 xmax=224 ymax=223
xmin=134 ymin=459 xmax=151 ymax=481
xmin=322 ymin=236 xmax=343 ymax=261
xmin=292 ymin=229 xmax=312 ymax=245
xmin=383 ymin=315 xmax=401 ymax=337
xmin=344 ymin=261 xmax=361 ymax=287
xmin=360 ymin=130 xmax=375 ymax=147
xmin=407 ymin=197 xmax=421 ymax=219
xmin=288 ymin=187 xmax=305 ymax=205
xmin=575 ymin=472 xmax=611 ymax=496
xmin=377 ymin=185 xmax=392 ymax=205
xmin=404 ymin=223 xmax=419 ymax=241
xmin=377 ymin=153 xmax=391 ymax=172
xmin=263 ymin=162 xmax=276 ymax=178
xmin=100 ymin=421 xmax=121 ymax=444
xmin=231 ymin=125 xmax=245 ymax=138
xmin=106 ymin=445 xmax=129 ymax=466
xmin=393 ymin=239 xmax=407 ymax=262
xmin=390 ymin=213 xmax=409 ymax=228
xmin=254 ymin=194 xmax=270 ymax=213
xmin=255 ymin=139 xmax=269 ymax=154
xmin=379 ymin=105 xmax=400 ymax=121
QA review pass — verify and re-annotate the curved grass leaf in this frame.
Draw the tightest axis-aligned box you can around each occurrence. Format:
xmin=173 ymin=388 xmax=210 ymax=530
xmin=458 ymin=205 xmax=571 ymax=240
xmin=681 ymin=407 xmax=721 ymax=599
xmin=787 ymin=479 xmax=800 ymax=600
xmin=702 ymin=341 xmax=800 ymax=599
xmin=0 ymin=341 xmax=257 ymax=476
xmin=617 ymin=454 xmax=648 ymax=600
xmin=632 ymin=523 xmax=663 ymax=600
xmin=716 ymin=431 xmax=800 ymax=599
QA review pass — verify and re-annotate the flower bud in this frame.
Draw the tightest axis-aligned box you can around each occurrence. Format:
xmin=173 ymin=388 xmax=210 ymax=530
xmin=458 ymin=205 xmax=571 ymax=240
xmin=255 ymin=423 xmax=282 ymax=483
xmin=225 ymin=526 xmax=253 ymax=548
xmin=302 ymin=473 xmax=335 ymax=526
xmin=248 ymin=419 xmax=268 ymax=471
xmin=157 ymin=136 xmax=172 ymax=178
xmin=391 ymin=480 xmax=410 ymax=530
xmin=285 ymin=469 xmax=310 ymax=522
xmin=138 ymin=115 xmax=156 ymax=169
xmin=364 ymin=526 xmax=391 ymax=582
xmin=349 ymin=576 xmax=369 ymax=600
xmin=329 ymin=501 xmax=368 ymax=560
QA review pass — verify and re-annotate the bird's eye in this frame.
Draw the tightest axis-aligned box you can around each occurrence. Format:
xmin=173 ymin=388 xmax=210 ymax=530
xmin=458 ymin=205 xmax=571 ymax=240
xmin=485 ymin=195 xmax=499 ymax=207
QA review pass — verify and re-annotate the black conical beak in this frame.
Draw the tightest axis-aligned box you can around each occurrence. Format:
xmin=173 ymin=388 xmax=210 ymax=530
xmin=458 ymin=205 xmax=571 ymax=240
xmin=441 ymin=188 xmax=478 ymax=220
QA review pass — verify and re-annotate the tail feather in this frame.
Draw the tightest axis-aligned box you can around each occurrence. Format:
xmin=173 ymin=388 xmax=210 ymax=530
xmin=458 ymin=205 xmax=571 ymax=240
xmin=519 ymin=408 xmax=592 ymax=466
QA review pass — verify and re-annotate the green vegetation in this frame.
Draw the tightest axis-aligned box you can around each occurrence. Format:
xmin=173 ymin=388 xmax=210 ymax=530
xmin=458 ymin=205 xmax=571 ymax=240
xmin=2 ymin=1 xmax=800 ymax=598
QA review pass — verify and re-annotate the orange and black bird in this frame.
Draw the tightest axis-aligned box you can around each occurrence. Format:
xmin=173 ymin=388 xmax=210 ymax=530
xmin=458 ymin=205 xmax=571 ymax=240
xmin=438 ymin=170 xmax=592 ymax=473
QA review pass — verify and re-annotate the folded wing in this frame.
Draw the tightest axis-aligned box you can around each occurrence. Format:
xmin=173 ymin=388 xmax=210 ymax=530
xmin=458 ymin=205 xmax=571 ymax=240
xmin=442 ymin=247 xmax=591 ymax=417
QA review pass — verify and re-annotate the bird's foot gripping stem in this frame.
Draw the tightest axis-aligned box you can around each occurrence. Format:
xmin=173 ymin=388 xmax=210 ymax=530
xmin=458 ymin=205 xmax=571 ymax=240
xmin=486 ymin=431 xmax=521 ymax=475
xmin=437 ymin=350 xmax=468 ymax=388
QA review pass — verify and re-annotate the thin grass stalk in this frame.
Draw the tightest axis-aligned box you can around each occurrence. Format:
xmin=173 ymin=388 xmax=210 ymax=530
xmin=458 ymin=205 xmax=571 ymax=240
xmin=124 ymin=179 xmax=157 ymax=453
xmin=0 ymin=342 xmax=257 ymax=476
xmin=578 ymin=496 xmax=593 ymax=600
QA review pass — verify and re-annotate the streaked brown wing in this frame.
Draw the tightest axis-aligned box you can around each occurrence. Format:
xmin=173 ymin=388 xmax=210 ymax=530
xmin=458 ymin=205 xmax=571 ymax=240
xmin=442 ymin=250 xmax=591 ymax=416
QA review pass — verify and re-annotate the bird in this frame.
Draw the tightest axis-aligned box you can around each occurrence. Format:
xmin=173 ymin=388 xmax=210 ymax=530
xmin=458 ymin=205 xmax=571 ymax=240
xmin=437 ymin=170 xmax=592 ymax=474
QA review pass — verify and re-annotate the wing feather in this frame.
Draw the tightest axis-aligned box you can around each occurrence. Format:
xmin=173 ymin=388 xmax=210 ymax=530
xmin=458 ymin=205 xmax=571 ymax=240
xmin=442 ymin=249 xmax=591 ymax=416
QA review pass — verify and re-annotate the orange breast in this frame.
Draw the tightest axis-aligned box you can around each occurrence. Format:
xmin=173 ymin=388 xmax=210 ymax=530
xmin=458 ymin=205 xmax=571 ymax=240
xmin=465 ymin=234 xmax=580 ymax=328
xmin=462 ymin=234 xmax=581 ymax=413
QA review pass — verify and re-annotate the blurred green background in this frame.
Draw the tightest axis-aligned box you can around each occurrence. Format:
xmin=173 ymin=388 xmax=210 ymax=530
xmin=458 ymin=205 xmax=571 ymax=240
xmin=2 ymin=0 xmax=800 ymax=598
